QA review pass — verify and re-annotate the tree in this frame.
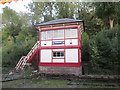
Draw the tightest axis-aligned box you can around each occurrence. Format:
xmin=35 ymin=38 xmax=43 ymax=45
xmin=27 ymin=2 xmax=56 ymax=24
xmin=89 ymin=25 xmax=120 ymax=74
xmin=81 ymin=32 xmax=92 ymax=62
xmin=75 ymin=2 xmax=103 ymax=34
xmin=2 ymin=7 xmax=23 ymax=43
xmin=94 ymin=2 xmax=119 ymax=29
xmin=56 ymin=2 xmax=75 ymax=19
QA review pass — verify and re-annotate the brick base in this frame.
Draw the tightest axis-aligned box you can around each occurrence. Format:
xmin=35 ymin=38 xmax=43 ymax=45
xmin=38 ymin=66 xmax=82 ymax=76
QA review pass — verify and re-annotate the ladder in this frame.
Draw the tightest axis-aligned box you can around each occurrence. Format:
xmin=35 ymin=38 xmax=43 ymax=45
xmin=15 ymin=41 xmax=40 ymax=71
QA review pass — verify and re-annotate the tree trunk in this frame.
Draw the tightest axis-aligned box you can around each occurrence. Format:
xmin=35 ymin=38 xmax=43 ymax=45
xmin=109 ymin=19 xmax=114 ymax=29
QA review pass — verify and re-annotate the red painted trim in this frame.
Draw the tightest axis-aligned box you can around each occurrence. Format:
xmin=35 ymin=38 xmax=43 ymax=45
xmin=64 ymin=29 xmax=66 ymax=45
xmin=51 ymin=29 xmax=54 ymax=63
xmin=39 ymin=30 xmax=41 ymax=43
xmin=79 ymin=49 xmax=81 ymax=63
xmin=40 ymin=46 xmax=80 ymax=49
xmin=78 ymin=48 xmax=80 ymax=64
xmin=39 ymin=30 xmax=42 ymax=65
xmin=78 ymin=26 xmax=81 ymax=48
xmin=77 ymin=26 xmax=81 ymax=65
xmin=64 ymin=29 xmax=66 ymax=63
xmin=64 ymin=49 xmax=66 ymax=63
xmin=26 ymin=48 xmax=39 ymax=63
xmin=38 ymin=25 xmax=82 ymax=67
xmin=41 ymin=26 xmax=78 ymax=31
xmin=77 ymin=27 xmax=80 ymax=46
xmin=39 ymin=63 xmax=81 ymax=67
xmin=41 ymin=38 xmax=78 ymax=41
xmin=39 ymin=48 xmax=81 ymax=67
xmin=36 ymin=51 xmax=40 ymax=70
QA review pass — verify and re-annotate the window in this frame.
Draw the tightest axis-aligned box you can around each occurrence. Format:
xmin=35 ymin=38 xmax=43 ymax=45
xmin=53 ymin=52 xmax=64 ymax=57
xmin=47 ymin=30 xmax=53 ymax=39
xmin=53 ymin=29 xmax=64 ymax=39
xmin=65 ymin=28 xmax=77 ymax=38
xmin=41 ymin=31 xmax=47 ymax=40
xmin=41 ymin=30 xmax=53 ymax=40
xmin=42 ymin=29 xmax=64 ymax=40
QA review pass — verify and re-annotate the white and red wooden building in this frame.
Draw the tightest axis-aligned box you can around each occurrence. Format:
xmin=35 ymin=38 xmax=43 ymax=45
xmin=15 ymin=18 xmax=84 ymax=75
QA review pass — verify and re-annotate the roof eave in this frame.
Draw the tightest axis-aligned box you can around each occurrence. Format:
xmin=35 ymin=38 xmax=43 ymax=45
xmin=35 ymin=20 xmax=83 ymax=27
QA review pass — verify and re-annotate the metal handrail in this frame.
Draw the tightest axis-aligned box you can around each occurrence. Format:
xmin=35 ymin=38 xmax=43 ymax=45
xmin=15 ymin=41 xmax=40 ymax=71
xmin=15 ymin=56 xmax=25 ymax=70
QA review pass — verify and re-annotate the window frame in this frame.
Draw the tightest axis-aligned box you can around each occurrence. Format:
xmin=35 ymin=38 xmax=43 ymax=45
xmin=52 ymin=51 xmax=65 ymax=59
xmin=65 ymin=28 xmax=78 ymax=38
xmin=41 ymin=28 xmax=78 ymax=41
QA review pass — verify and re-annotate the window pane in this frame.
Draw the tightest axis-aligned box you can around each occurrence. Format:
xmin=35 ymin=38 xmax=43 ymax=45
xmin=47 ymin=30 xmax=53 ymax=39
xmin=53 ymin=52 xmax=56 ymax=57
xmin=57 ymin=52 xmax=60 ymax=57
xmin=58 ymin=30 xmax=64 ymax=38
xmin=53 ymin=30 xmax=58 ymax=38
xmin=65 ymin=28 xmax=77 ymax=38
xmin=53 ymin=29 xmax=64 ymax=39
xmin=42 ymin=31 xmax=53 ymax=40
xmin=41 ymin=31 xmax=47 ymax=40
xmin=60 ymin=52 xmax=64 ymax=57
xmin=53 ymin=52 xmax=64 ymax=57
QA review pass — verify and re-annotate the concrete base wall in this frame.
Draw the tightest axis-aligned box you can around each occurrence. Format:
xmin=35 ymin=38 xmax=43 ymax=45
xmin=38 ymin=66 xmax=82 ymax=76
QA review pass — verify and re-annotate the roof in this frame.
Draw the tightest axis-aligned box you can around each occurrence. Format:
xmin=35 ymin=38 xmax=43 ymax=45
xmin=35 ymin=18 xmax=83 ymax=26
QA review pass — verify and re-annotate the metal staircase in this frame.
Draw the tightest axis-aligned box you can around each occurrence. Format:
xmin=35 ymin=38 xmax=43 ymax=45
xmin=15 ymin=41 xmax=40 ymax=71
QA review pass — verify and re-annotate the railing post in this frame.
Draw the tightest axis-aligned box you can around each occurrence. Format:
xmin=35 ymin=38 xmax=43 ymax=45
xmin=15 ymin=41 xmax=40 ymax=71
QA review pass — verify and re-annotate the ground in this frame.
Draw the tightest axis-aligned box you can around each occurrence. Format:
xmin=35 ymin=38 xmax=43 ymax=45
xmin=2 ymin=77 xmax=120 ymax=88
xmin=2 ymin=67 xmax=120 ymax=88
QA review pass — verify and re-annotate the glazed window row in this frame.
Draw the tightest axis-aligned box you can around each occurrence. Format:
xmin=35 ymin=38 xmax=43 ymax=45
xmin=41 ymin=28 xmax=78 ymax=40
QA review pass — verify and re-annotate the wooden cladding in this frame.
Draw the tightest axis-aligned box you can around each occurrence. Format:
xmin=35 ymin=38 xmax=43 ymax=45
xmin=39 ymin=22 xmax=83 ymax=30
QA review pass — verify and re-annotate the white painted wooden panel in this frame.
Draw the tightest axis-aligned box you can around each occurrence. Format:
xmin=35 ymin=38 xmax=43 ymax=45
xmin=53 ymin=59 xmax=64 ymax=63
xmin=41 ymin=50 xmax=52 ymax=62
xmin=53 ymin=49 xmax=64 ymax=51
xmin=66 ymin=49 xmax=78 ymax=63
xmin=41 ymin=41 xmax=52 ymax=46
xmin=65 ymin=39 xmax=78 ymax=45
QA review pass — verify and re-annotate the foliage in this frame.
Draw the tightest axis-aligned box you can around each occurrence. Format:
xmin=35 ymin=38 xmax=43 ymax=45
xmin=94 ymin=2 xmax=120 ymax=29
xmin=2 ymin=7 xmax=23 ymax=43
xmin=82 ymin=25 xmax=119 ymax=75
xmin=81 ymin=32 xmax=92 ymax=63
xmin=75 ymin=2 xmax=103 ymax=35
xmin=28 ymin=2 xmax=56 ymax=24
xmin=56 ymin=2 xmax=75 ymax=19
xmin=2 ymin=7 xmax=38 ymax=68
xmin=27 ymin=2 xmax=105 ymax=35
xmin=2 ymin=39 xmax=36 ymax=67
xmin=2 ymin=3 xmax=119 ymax=75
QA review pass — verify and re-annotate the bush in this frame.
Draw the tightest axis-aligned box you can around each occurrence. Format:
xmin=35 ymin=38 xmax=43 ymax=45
xmin=2 ymin=39 xmax=37 ymax=68
xmin=87 ymin=25 xmax=120 ymax=75
xmin=81 ymin=32 xmax=92 ymax=63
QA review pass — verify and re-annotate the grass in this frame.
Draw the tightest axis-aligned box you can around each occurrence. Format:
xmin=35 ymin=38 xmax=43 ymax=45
xmin=2 ymin=78 xmax=70 ymax=88
xmin=2 ymin=77 xmax=120 ymax=88
xmin=2 ymin=67 xmax=120 ymax=88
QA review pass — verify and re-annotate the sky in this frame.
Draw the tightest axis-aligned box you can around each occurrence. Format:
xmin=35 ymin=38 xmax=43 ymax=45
xmin=0 ymin=0 xmax=33 ymax=14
